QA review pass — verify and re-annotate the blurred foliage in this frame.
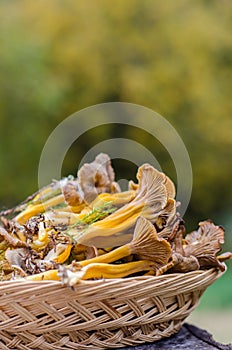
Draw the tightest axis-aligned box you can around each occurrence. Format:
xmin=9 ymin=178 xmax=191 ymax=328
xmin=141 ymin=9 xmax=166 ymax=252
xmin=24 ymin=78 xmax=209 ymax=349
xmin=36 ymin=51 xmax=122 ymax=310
xmin=0 ymin=0 xmax=231 ymax=244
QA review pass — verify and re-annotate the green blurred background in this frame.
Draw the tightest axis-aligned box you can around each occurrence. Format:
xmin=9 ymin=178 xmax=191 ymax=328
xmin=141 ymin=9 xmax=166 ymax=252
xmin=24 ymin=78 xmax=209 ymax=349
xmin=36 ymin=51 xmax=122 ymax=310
xmin=0 ymin=0 xmax=231 ymax=342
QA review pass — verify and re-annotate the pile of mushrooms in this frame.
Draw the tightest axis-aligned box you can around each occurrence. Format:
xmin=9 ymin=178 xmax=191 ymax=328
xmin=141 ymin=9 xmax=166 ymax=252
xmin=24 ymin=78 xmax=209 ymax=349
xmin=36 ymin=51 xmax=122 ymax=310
xmin=0 ymin=153 xmax=231 ymax=286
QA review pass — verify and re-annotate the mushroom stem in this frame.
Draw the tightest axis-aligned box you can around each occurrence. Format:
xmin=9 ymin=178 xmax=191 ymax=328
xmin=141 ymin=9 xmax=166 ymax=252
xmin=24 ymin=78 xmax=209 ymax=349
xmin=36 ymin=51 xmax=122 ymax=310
xmin=14 ymin=194 xmax=65 ymax=224
xmin=77 ymin=217 xmax=172 ymax=268
xmin=78 ymin=244 xmax=130 ymax=266
xmin=26 ymin=269 xmax=59 ymax=281
xmin=217 ymin=252 xmax=232 ymax=261
xmin=60 ymin=260 xmax=156 ymax=285
xmin=89 ymin=190 xmax=136 ymax=209
xmin=75 ymin=260 xmax=155 ymax=280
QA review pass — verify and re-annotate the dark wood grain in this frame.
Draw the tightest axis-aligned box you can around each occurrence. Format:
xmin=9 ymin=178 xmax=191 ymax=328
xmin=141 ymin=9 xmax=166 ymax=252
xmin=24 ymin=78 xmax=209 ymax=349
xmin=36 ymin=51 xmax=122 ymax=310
xmin=118 ymin=323 xmax=232 ymax=350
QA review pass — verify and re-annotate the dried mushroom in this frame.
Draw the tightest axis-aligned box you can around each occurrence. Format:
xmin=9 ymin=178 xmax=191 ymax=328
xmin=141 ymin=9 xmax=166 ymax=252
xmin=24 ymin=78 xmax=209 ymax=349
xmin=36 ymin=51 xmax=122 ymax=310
xmin=157 ymin=253 xmax=200 ymax=275
xmin=0 ymin=226 xmax=28 ymax=248
xmin=78 ymin=153 xmax=121 ymax=203
xmin=183 ymin=220 xmax=226 ymax=270
xmin=62 ymin=181 xmax=85 ymax=208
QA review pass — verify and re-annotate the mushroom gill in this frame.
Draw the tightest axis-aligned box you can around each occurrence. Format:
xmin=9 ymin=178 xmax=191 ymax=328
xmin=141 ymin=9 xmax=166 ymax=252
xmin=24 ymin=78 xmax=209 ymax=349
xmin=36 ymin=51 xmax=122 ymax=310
xmin=183 ymin=220 xmax=226 ymax=270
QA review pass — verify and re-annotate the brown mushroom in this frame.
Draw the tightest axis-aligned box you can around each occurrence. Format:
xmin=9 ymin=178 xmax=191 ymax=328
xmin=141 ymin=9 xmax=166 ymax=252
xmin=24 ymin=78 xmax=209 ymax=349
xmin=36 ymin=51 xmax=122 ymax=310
xmin=164 ymin=176 xmax=176 ymax=199
xmin=156 ymin=252 xmax=200 ymax=275
xmin=69 ymin=164 xmax=171 ymax=247
xmin=62 ymin=181 xmax=85 ymax=207
xmin=0 ymin=226 xmax=28 ymax=248
xmin=78 ymin=153 xmax=121 ymax=204
xmin=183 ymin=220 xmax=226 ymax=270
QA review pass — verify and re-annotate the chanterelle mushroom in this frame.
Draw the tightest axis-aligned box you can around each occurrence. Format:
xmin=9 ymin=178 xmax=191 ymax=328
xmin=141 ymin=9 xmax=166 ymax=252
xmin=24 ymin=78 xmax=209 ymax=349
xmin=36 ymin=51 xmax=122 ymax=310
xmin=62 ymin=181 xmax=85 ymax=208
xmin=78 ymin=153 xmax=121 ymax=204
xmin=1 ymin=152 xmax=231 ymax=283
xmin=183 ymin=220 xmax=226 ymax=270
xmin=69 ymin=164 xmax=172 ymax=247
xmin=76 ymin=216 xmax=172 ymax=268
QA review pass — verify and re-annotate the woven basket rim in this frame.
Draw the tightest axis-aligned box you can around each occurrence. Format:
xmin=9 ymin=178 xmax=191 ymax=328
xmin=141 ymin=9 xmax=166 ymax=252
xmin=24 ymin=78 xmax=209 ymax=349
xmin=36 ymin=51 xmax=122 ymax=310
xmin=0 ymin=265 xmax=226 ymax=289
xmin=0 ymin=266 xmax=226 ymax=308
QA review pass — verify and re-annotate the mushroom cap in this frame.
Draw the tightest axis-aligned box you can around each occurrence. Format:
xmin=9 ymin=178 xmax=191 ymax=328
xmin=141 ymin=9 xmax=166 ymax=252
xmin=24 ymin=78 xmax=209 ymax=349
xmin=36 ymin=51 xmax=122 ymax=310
xmin=184 ymin=220 xmax=225 ymax=269
xmin=62 ymin=181 xmax=84 ymax=207
xmin=132 ymin=216 xmax=172 ymax=268
xmin=78 ymin=153 xmax=120 ymax=203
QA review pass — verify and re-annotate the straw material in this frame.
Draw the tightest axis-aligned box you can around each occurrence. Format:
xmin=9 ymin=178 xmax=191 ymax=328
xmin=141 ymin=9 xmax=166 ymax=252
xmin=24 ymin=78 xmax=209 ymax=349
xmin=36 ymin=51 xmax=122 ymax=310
xmin=0 ymin=267 xmax=224 ymax=350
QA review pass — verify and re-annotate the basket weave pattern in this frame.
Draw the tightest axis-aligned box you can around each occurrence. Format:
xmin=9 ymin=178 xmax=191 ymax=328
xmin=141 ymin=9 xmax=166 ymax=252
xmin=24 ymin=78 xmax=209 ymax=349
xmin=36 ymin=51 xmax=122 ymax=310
xmin=0 ymin=268 xmax=223 ymax=350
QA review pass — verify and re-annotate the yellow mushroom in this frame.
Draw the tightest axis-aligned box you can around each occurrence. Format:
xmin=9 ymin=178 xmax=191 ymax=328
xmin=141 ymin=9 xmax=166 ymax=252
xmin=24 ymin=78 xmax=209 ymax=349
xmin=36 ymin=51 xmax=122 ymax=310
xmin=14 ymin=194 xmax=65 ymax=224
xmin=69 ymin=164 xmax=171 ymax=247
xmin=217 ymin=252 xmax=232 ymax=262
xmin=26 ymin=269 xmax=59 ymax=281
xmin=44 ymin=243 xmax=73 ymax=264
xmin=25 ymin=216 xmax=171 ymax=281
xmin=59 ymin=260 xmax=156 ymax=286
xmin=77 ymin=216 xmax=172 ymax=269
xmin=164 ymin=176 xmax=176 ymax=199
xmin=53 ymin=244 xmax=73 ymax=264
xmin=26 ymin=260 xmax=155 ymax=283
xmin=89 ymin=190 xmax=136 ymax=210
xmin=31 ymin=222 xmax=51 ymax=250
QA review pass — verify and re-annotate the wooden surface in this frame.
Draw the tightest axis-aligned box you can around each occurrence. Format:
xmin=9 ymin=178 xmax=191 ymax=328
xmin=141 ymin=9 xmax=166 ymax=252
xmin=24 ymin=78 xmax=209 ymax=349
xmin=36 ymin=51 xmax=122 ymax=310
xmin=119 ymin=323 xmax=232 ymax=350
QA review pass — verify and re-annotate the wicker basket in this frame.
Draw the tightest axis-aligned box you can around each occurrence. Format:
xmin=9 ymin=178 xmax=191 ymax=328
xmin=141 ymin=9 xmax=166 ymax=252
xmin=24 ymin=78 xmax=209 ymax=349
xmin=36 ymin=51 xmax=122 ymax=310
xmin=0 ymin=267 xmax=225 ymax=350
